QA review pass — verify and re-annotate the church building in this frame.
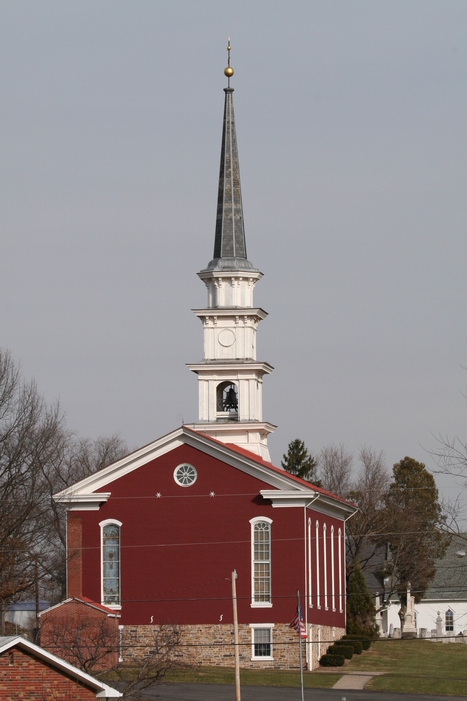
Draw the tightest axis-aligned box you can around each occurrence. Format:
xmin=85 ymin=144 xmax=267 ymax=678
xmin=53 ymin=47 xmax=356 ymax=670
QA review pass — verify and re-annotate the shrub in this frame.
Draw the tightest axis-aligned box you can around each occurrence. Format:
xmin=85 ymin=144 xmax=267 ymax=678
xmin=326 ymin=644 xmax=353 ymax=659
xmin=335 ymin=639 xmax=363 ymax=654
xmin=319 ymin=654 xmax=345 ymax=667
xmin=342 ymin=634 xmax=371 ymax=650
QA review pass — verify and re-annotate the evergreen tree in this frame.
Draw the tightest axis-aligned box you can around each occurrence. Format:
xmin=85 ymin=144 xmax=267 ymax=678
xmin=346 ymin=562 xmax=378 ymax=638
xmin=385 ymin=456 xmax=449 ymax=602
xmin=281 ymin=439 xmax=321 ymax=485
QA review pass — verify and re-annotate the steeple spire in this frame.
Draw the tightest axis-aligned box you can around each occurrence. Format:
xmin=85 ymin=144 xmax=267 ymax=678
xmin=207 ymin=39 xmax=254 ymax=272
xmin=187 ymin=42 xmax=275 ymax=462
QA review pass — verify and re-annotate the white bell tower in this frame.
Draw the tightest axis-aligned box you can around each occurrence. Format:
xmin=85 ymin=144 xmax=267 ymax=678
xmin=187 ymin=42 xmax=275 ymax=461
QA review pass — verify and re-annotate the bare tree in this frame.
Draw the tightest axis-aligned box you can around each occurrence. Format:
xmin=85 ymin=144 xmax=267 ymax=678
xmin=318 ymin=443 xmax=353 ymax=497
xmin=346 ymin=447 xmax=390 ymax=578
xmin=0 ymin=348 xmax=129 ymax=629
xmin=116 ymin=626 xmax=181 ymax=700
xmin=0 ymin=349 xmax=64 ymax=633
xmin=41 ymin=608 xmax=180 ymax=700
xmin=40 ymin=432 xmax=128 ymax=600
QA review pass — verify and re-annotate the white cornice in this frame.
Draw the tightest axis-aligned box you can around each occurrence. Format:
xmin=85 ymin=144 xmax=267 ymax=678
xmin=192 ymin=307 xmax=268 ymax=320
xmin=186 ymin=361 xmax=274 ymax=375
xmin=197 ymin=269 xmax=263 ymax=282
xmin=260 ymin=489 xmax=357 ymax=518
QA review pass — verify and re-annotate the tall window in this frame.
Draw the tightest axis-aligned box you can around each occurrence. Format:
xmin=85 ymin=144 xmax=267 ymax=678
xmin=316 ymin=520 xmax=320 ymax=609
xmin=445 ymin=609 xmax=454 ymax=632
xmin=331 ymin=525 xmax=335 ymax=611
xmin=307 ymin=518 xmax=313 ymax=608
xmin=101 ymin=520 xmax=121 ymax=606
xmin=250 ymin=518 xmax=272 ymax=605
xmin=323 ymin=523 xmax=328 ymax=610
xmin=338 ymin=527 xmax=343 ymax=613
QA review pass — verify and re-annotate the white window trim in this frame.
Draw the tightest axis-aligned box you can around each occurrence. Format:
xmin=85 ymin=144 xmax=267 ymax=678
xmin=250 ymin=517 xmax=273 ymax=608
xmin=307 ymin=518 xmax=313 ymax=608
xmin=331 ymin=525 xmax=335 ymax=611
xmin=316 ymin=520 xmax=320 ymax=609
xmin=323 ymin=523 xmax=328 ymax=610
xmin=100 ymin=519 xmax=122 ymax=610
xmin=338 ymin=527 xmax=343 ymax=612
xmin=249 ymin=623 xmax=274 ymax=661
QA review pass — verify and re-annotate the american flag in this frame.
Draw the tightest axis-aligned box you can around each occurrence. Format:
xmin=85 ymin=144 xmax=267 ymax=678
xmin=289 ymin=603 xmax=307 ymax=639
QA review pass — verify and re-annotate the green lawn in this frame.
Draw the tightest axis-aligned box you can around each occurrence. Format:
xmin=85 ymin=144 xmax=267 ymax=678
xmin=164 ymin=666 xmax=339 ymax=688
xmin=345 ymin=639 xmax=467 ymax=696
xmin=104 ymin=640 xmax=467 ymax=696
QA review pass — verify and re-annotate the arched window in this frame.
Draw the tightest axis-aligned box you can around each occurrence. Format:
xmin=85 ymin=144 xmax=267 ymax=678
xmin=101 ymin=520 xmax=122 ymax=606
xmin=250 ymin=518 xmax=272 ymax=606
xmin=316 ymin=520 xmax=320 ymax=609
xmin=445 ymin=609 xmax=454 ymax=632
xmin=338 ymin=527 xmax=343 ymax=613
xmin=216 ymin=381 xmax=238 ymax=420
xmin=307 ymin=517 xmax=313 ymax=608
xmin=323 ymin=523 xmax=328 ymax=610
xmin=331 ymin=525 xmax=335 ymax=611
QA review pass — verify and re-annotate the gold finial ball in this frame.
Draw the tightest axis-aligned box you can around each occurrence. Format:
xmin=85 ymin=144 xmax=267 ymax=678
xmin=224 ymin=66 xmax=234 ymax=78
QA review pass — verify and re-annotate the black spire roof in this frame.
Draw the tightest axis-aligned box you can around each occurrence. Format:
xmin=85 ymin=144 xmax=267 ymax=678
xmin=205 ymin=86 xmax=256 ymax=272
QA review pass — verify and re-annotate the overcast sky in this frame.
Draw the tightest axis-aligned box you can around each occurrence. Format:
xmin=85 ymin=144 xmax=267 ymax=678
xmin=1 ymin=1 xmax=466 ymax=505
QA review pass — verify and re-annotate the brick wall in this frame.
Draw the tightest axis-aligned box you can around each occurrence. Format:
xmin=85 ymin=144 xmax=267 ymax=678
xmin=121 ymin=622 xmax=345 ymax=670
xmin=67 ymin=515 xmax=83 ymax=599
xmin=41 ymin=600 xmax=119 ymax=671
xmin=0 ymin=646 xmax=97 ymax=700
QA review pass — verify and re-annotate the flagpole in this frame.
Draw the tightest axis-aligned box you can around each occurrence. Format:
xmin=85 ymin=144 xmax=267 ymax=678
xmin=297 ymin=589 xmax=304 ymax=701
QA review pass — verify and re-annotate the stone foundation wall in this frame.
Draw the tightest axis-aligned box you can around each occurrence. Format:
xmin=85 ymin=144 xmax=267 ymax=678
xmin=120 ymin=623 xmax=345 ymax=670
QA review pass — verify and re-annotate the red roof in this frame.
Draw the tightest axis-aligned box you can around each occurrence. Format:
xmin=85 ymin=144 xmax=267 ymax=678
xmin=183 ymin=426 xmax=356 ymax=508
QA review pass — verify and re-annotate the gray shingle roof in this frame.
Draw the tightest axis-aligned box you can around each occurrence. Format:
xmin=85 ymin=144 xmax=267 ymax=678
xmin=205 ymin=87 xmax=256 ymax=273
xmin=424 ymin=534 xmax=467 ymax=600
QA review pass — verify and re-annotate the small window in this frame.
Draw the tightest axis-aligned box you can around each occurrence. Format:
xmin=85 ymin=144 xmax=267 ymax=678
xmin=446 ymin=609 xmax=454 ymax=632
xmin=250 ymin=625 xmax=273 ymax=659
xmin=174 ymin=463 xmax=197 ymax=487
xmin=8 ymin=652 xmax=13 ymax=666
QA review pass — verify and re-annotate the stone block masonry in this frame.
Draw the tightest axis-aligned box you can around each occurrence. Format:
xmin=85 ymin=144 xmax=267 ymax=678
xmin=121 ymin=623 xmax=345 ymax=670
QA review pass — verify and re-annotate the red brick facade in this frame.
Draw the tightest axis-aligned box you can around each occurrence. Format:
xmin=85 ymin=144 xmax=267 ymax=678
xmin=40 ymin=598 xmax=120 ymax=671
xmin=0 ymin=646 xmax=97 ymax=701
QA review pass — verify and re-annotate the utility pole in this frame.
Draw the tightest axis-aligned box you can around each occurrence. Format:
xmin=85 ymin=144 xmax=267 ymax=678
xmin=297 ymin=590 xmax=304 ymax=701
xmin=232 ymin=569 xmax=241 ymax=701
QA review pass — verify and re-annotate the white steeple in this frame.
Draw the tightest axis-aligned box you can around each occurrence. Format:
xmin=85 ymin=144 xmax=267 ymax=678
xmin=186 ymin=42 xmax=275 ymax=461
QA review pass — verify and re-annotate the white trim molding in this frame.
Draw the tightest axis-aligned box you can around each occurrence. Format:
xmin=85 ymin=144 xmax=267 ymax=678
xmin=249 ymin=623 xmax=274 ymax=660
xmin=250 ymin=517 xmax=273 ymax=607
xmin=100 ymin=520 xmax=122 ymax=610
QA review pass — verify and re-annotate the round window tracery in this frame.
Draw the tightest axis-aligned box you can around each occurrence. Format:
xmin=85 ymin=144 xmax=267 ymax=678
xmin=174 ymin=463 xmax=197 ymax=487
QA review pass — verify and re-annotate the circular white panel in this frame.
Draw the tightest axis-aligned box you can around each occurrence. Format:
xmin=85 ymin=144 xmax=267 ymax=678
xmin=218 ymin=329 xmax=235 ymax=347
xmin=174 ymin=463 xmax=197 ymax=487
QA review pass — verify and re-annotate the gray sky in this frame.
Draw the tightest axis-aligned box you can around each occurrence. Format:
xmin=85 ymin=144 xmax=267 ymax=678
xmin=1 ymin=1 xmax=466 ymax=505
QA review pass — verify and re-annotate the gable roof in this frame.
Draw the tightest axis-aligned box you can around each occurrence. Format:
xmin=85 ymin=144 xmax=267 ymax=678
xmin=54 ymin=425 xmax=356 ymax=518
xmin=0 ymin=636 xmax=121 ymax=698
xmin=39 ymin=596 xmax=121 ymax=619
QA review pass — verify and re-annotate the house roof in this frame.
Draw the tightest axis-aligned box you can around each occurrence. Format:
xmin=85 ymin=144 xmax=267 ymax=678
xmin=39 ymin=596 xmax=121 ymax=619
xmin=54 ymin=425 xmax=356 ymax=518
xmin=423 ymin=534 xmax=467 ymax=601
xmin=0 ymin=636 xmax=121 ymax=698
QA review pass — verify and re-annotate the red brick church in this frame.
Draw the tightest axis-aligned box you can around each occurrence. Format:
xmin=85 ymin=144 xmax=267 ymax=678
xmin=52 ymin=48 xmax=356 ymax=670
